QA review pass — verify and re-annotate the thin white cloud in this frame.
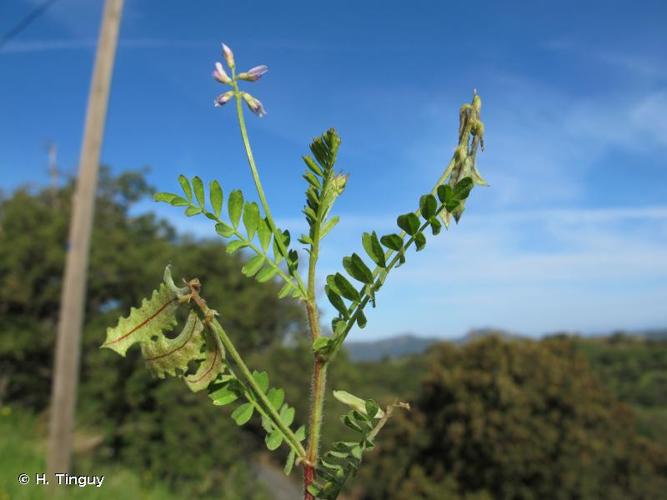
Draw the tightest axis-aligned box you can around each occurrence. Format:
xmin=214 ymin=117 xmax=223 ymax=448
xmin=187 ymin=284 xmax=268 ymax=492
xmin=543 ymin=38 xmax=667 ymax=80
xmin=333 ymin=206 xmax=667 ymax=339
xmin=405 ymin=71 xmax=667 ymax=212
xmin=0 ymin=38 xmax=209 ymax=54
xmin=153 ymin=204 xmax=667 ymax=339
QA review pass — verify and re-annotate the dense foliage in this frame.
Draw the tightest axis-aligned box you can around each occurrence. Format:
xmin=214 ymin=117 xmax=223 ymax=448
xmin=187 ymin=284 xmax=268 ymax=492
xmin=574 ymin=334 xmax=667 ymax=450
xmin=357 ymin=336 xmax=667 ymax=499
xmin=0 ymin=170 xmax=303 ymax=497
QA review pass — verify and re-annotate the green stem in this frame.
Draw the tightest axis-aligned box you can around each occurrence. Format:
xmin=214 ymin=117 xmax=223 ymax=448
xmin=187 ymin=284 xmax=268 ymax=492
xmin=304 ymin=242 xmax=326 ymax=492
xmin=303 ymin=148 xmax=338 ymax=495
xmin=230 ymin=78 xmax=308 ymax=298
xmin=193 ymin=288 xmax=306 ymax=458
xmin=306 ymin=359 xmax=327 ymax=460
xmin=213 ymin=317 xmax=306 ymax=457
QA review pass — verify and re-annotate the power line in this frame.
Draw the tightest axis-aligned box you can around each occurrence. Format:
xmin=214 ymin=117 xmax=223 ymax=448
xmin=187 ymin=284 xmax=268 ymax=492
xmin=0 ymin=0 xmax=59 ymax=50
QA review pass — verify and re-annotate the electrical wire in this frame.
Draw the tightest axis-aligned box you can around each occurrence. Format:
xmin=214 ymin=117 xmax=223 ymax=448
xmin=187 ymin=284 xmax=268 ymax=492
xmin=0 ymin=0 xmax=60 ymax=50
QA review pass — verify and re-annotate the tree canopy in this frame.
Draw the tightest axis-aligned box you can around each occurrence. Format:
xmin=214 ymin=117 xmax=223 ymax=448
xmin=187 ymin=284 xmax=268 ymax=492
xmin=0 ymin=169 xmax=304 ymax=497
xmin=358 ymin=336 xmax=667 ymax=499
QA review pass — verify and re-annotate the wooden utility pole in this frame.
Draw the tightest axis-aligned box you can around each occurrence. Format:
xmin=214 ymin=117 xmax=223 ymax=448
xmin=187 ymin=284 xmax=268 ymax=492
xmin=47 ymin=0 xmax=124 ymax=475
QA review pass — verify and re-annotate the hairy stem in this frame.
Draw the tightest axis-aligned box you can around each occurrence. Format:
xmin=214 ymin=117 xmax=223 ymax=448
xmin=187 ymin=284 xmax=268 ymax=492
xmin=231 ymin=77 xmax=308 ymax=297
xmin=303 ymin=168 xmax=334 ymax=497
xmin=304 ymin=358 xmax=327 ymax=499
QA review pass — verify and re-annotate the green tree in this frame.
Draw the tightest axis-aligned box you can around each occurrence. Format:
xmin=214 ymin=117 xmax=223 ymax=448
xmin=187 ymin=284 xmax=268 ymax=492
xmin=359 ymin=336 xmax=667 ymax=500
xmin=0 ymin=169 xmax=303 ymax=497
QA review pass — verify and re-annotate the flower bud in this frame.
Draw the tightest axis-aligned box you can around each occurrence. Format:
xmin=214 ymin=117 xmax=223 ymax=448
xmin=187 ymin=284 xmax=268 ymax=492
xmin=221 ymin=43 xmax=235 ymax=68
xmin=332 ymin=173 xmax=349 ymax=196
xmin=241 ymin=92 xmax=266 ymax=117
xmin=213 ymin=62 xmax=231 ymax=84
xmin=237 ymin=65 xmax=269 ymax=82
xmin=214 ymin=90 xmax=234 ymax=107
xmin=472 ymin=91 xmax=482 ymax=113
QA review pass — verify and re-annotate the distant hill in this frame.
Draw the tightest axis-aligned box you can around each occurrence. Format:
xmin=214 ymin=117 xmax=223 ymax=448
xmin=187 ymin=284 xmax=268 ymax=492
xmin=643 ymin=329 xmax=667 ymax=340
xmin=344 ymin=334 xmax=439 ymax=362
xmin=344 ymin=328 xmax=667 ymax=362
xmin=345 ymin=329 xmax=519 ymax=362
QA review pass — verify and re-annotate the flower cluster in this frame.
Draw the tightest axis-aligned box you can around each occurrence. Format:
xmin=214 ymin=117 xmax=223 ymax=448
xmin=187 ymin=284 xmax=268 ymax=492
xmin=213 ymin=43 xmax=268 ymax=117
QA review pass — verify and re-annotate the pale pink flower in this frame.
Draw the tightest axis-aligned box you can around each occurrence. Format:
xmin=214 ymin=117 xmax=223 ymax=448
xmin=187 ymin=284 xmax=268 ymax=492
xmin=213 ymin=62 xmax=231 ymax=84
xmin=241 ymin=92 xmax=266 ymax=117
xmin=238 ymin=65 xmax=269 ymax=82
xmin=222 ymin=43 xmax=235 ymax=68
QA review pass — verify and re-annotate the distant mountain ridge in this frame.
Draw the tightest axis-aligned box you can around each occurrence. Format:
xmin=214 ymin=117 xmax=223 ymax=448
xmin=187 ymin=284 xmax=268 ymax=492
xmin=344 ymin=333 xmax=439 ymax=362
xmin=344 ymin=328 xmax=667 ymax=362
xmin=345 ymin=329 xmax=518 ymax=362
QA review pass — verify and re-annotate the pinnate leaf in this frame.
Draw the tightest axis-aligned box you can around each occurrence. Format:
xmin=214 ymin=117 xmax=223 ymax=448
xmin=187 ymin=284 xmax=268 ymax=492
xmin=192 ymin=176 xmax=205 ymax=208
xmin=228 ymin=190 xmax=244 ymax=228
xmin=215 ymin=222 xmax=234 ymax=238
xmin=343 ymin=254 xmax=374 ymax=284
xmin=257 ymin=218 xmax=272 ymax=251
xmin=414 ymin=232 xmax=426 ymax=251
xmin=243 ymin=202 xmax=260 ymax=239
xmin=266 ymin=430 xmax=283 ymax=450
xmin=226 ymin=240 xmax=247 ymax=255
xmin=362 ymin=231 xmax=386 ymax=268
xmin=419 ymin=194 xmax=437 ymax=219
xmin=232 ymin=402 xmax=254 ymax=426
xmin=321 ymin=216 xmax=340 ymax=239
xmin=210 ymin=385 xmax=239 ymax=406
xmin=154 ymin=192 xmax=177 ymax=203
xmin=252 ymin=370 xmax=270 ymax=393
xmin=185 ymin=206 xmax=201 ymax=217
xmin=255 ymin=265 xmax=278 ymax=283
xmin=397 ymin=213 xmax=420 ymax=235
xmin=380 ymin=233 xmax=403 ymax=251
xmin=334 ymin=273 xmax=360 ymax=302
xmin=267 ymin=388 xmax=285 ymax=410
xmin=178 ymin=175 xmax=192 ymax=200
xmin=326 ymin=286 xmax=349 ymax=318
xmin=241 ymin=255 xmax=265 ymax=277
xmin=210 ymin=180 xmax=223 ymax=218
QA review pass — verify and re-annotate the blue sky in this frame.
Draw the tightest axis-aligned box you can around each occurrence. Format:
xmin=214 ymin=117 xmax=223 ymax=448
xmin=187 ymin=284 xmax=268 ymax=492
xmin=1 ymin=0 xmax=666 ymax=340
